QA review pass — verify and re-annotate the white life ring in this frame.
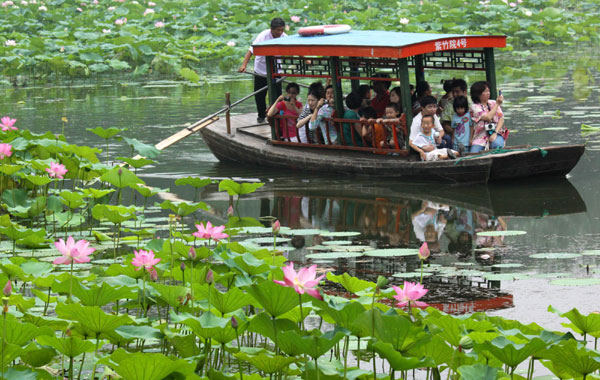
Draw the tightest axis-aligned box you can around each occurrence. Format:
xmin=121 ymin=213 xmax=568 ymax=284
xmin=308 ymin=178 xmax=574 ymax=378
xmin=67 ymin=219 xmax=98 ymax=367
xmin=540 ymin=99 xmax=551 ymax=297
xmin=298 ymin=24 xmax=352 ymax=37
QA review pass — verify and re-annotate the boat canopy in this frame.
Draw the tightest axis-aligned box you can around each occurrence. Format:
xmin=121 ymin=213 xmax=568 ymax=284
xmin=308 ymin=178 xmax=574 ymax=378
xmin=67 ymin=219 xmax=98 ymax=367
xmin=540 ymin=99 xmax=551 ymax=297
xmin=254 ymin=30 xmax=506 ymax=139
xmin=253 ymin=30 xmax=506 ymax=59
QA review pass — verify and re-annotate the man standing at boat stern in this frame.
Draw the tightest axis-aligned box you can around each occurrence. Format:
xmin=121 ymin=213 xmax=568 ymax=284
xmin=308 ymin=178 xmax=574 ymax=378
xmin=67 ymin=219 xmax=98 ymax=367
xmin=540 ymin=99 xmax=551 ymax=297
xmin=239 ymin=18 xmax=287 ymax=124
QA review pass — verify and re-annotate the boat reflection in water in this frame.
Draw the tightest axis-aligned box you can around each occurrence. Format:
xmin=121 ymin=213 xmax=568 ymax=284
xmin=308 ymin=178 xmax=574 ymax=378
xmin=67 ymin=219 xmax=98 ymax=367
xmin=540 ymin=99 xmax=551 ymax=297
xmin=261 ymin=178 xmax=586 ymax=314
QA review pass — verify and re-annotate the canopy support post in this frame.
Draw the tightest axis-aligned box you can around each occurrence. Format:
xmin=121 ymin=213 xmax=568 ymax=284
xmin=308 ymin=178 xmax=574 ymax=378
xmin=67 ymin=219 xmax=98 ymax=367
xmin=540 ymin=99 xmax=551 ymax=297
xmin=266 ymin=56 xmax=277 ymax=140
xmin=414 ymin=55 xmax=425 ymax=84
xmin=399 ymin=58 xmax=412 ymax=149
xmin=484 ymin=48 xmax=498 ymax=99
xmin=329 ymin=57 xmax=344 ymax=117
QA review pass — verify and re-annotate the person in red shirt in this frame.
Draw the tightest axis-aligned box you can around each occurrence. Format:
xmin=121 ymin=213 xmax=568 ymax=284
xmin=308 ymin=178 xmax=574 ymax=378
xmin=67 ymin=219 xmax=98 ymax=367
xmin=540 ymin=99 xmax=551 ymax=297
xmin=267 ymin=83 xmax=302 ymax=140
xmin=369 ymin=73 xmax=391 ymax=118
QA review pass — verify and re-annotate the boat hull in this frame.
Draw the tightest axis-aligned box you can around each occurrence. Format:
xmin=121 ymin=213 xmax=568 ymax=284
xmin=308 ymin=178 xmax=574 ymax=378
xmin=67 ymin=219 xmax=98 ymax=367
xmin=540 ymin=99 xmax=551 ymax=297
xmin=199 ymin=114 xmax=584 ymax=184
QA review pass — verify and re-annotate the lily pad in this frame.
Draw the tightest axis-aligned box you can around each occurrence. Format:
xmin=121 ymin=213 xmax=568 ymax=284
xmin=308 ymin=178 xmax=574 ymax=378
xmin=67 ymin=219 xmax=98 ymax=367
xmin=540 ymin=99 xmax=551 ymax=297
xmin=483 ymin=273 xmax=530 ymax=281
xmin=529 ymin=253 xmax=581 ymax=259
xmin=582 ymin=250 xmax=600 ymax=256
xmin=282 ymin=229 xmax=325 ymax=236
xmin=305 ymin=252 xmax=363 ymax=260
xmin=331 ymin=245 xmax=375 ymax=252
xmin=319 ymin=231 xmax=361 ymax=237
xmin=392 ymin=271 xmax=433 ymax=278
xmin=322 ymin=240 xmax=353 ymax=246
xmin=491 ymin=263 xmax=524 ymax=268
xmin=476 ymin=230 xmax=527 ymax=237
xmin=363 ymin=248 xmax=418 ymax=257
xmin=550 ymin=278 xmax=600 ymax=286
xmin=244 ymin=237 xmax=291 ymax=245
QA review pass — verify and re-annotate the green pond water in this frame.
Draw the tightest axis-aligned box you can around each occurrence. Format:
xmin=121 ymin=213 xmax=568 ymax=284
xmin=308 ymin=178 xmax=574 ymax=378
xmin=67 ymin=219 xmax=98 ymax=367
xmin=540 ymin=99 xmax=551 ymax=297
xmin=1 ymin=46 xmax=600 ymax=328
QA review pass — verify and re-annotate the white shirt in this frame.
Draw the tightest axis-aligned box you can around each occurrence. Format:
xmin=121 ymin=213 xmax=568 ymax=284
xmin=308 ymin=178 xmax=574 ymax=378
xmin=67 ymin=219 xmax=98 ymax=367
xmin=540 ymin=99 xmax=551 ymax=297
xmin=409 ymin=113 xmax=443 ymax=142
xmin=249 ymin=29 xmax=288 ymax=75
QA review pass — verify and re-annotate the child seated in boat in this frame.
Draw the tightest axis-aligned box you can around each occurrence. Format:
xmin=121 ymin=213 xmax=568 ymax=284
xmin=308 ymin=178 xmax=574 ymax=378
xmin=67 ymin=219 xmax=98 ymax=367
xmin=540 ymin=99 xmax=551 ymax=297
xmin=409 ymin=115 xmax=460 ymax=161
xmin=267 ymin=82 xmax=302 ymax=141
xmin=308 ymin=86 xmax=338 ymax=144
xmin=364 ymin=103 xmax=404 ymax=150
xmin=359 ymin=106 xmax=378 ymax=147
xmin=451 ymin=96 xmax=472 ymax=151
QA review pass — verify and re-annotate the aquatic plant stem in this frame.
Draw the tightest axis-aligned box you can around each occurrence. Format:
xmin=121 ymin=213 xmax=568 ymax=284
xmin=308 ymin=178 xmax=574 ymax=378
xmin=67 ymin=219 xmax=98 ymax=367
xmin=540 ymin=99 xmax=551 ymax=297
xmin=69 ymin=261 xmax=74 ymax=300
xmin=235 ymin=329 xmax=244 ymax=380
xmin=1 ymin=310 xmax=5 ymax=380
xmin=142 ymin=272 xmax=147 ymax=317
xmin=298 ymin=293 xmax=304 ymax=330
xmin=420 ymin=260 xmax=424 ymax=284
xmin=77 ymin=352 xmax=86 ymax=380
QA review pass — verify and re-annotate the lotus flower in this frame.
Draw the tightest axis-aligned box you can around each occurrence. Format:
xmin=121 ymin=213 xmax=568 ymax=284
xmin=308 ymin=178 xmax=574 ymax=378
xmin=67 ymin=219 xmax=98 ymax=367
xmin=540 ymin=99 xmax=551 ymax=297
xmin=192 ymin=221 xmax=228 ymax=241
xmin=418 ymin=242 xmax=430 ymax=260
xmin=392 ymin=281 xmax=428 ymax=308
xmin=37 ymin=4 xmax=46 ymax=10
xmin=53 ymin=236 xmax=95 ymax=265
xmin=400 ymin=17 xmax=409 ymax=25
xmin=2 ymin=281 xmax=11 ymax=297
xmin=0 ymin=116 xmax=17 ymax=131
xmin=45 ymin=162 xmax=68 ymax=179
xmin=227 ymin=205 xmax=234 ymax=216
xmin=4 ymin=40 xmax=16 ymax=47
xmin=274 ymin=262 xmax=325 ymax=300
xmin=132 ymin=249 xmax=161 ymax=272
xmin=143 ymin=7 xmax=153 ymax=15
xmin=115 ymin=17 xmax=126 ymax=25
xmin=0 ymin=144 xmax=12 ymax=159
xmin=272 ymin=220 xmax=280 ymax=234
xmin=226 ymin=40 xmax=236 ymax=47
xmin=290 ymin=15 xmax=300 ymax=23
xmin=154 ymin=21 xmax=164 ymax=28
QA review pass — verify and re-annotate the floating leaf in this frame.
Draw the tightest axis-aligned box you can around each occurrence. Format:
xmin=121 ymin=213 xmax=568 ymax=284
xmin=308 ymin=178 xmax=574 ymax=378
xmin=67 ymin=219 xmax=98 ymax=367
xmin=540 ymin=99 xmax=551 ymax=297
xmin=476 ymin=230 xmax=527 ymax=237
xmin=364 ymin=248 xmax=418 ymax=257
xmin=530 ymin=253 xmax=581 ymax=259
xmin=320 ymin=231 xmax=361 ymax=237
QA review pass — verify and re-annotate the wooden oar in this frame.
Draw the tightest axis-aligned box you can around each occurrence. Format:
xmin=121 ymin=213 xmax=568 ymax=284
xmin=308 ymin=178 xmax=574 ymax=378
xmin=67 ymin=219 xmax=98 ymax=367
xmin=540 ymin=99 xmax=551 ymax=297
xmin=132 ymin=76 xmax=289 ymax=158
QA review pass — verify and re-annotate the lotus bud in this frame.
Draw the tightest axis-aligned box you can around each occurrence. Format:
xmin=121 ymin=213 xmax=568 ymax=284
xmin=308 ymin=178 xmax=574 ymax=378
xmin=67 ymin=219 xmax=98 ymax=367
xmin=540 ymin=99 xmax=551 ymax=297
xmin=118 ymin=167 xmax=122 ymax=176
xmin=2 ymin=281 xmax=12 ymax=297
xmin=418 ymin=242 xmax=430 ymax=260
xmin=227 ymin=205 xmax=234 ymax=216
xmin=459 ymin=335 xmax=473 ymax=350
xmin=206 ymin=269 xmax=214 ymax=285
xmin=149 ymin=268 xmax=158 ymax=282
xmin=180 ymin=262 xmax=185 ymax=272
xmin=231 ymin=316 xmax=238 ymax=329
xmin=188 ymin=247 xmax=196 ymax=261
xmin=376 ymin=276 xmax=388 ymax=290
xmin=272 ymin=220 xmax=280 ymax=234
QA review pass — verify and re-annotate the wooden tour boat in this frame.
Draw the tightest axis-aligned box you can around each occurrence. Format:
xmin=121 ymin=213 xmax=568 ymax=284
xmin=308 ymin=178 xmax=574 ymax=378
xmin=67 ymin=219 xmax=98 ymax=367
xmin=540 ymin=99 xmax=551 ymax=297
xmin=200 ymin=30 xmax=585 ymax=184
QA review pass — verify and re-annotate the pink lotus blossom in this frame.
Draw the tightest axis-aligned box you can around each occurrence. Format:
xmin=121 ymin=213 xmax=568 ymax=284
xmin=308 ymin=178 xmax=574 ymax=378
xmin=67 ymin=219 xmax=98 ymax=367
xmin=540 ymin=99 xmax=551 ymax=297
xmin=0 ymin=116 xmax=17 ymax=131
xmin=147 ymin=1 xmax=155 ymax=5
xmin=37 ymin=4 xmax=46 ymax=10
xmin=107 ymin=5 xmax=114 ymax=10
xmin=227 ymin=205 xmax=234 ymax=216
xmin=154 ymin=21 xmax=164 ymax=28
xmin=272 ymin=220 xmax=280 ymax=234
xmin=0 ymin=144 xmax=12 ymax=159
xmin=102 ymin=28 xmax=111 ymax=33
xmin=60 ymin=46 xmax=65 ymax=52
xmin=192 ymin=221 xmax=228 ymax=241
xmin=143 ymin=7 xmax=153 ymax=15
xmin=132 ymin=249 xmax=161 ymax=272
xmin=53 ymin=236 xmax=95 ymax=265
xmin=509 ymin=2 xmax=516 ymax=6
xmin=392 ymin=281 xmax=428 ymax=308
xmin=45 ymin=162 xmax=68 ymax=179
xmin=290 ymin=15 xmax=300 ymax=23
xmin=226 ymin=40 xmax=236 ymax=47
xmin=274 ymin=262 xmax=325 ymax=300
xmin=2 ymin=281 xmax=11 ymax=297
xmin=115 ymin=17 xmax=126 ymax=25
xmin=400 ymin=17 xmax=409 ymax=25
xmin=418 ymin=242 xmax=430 ymax=260
xmin=4 ymin=40 xmax=16 ymax=47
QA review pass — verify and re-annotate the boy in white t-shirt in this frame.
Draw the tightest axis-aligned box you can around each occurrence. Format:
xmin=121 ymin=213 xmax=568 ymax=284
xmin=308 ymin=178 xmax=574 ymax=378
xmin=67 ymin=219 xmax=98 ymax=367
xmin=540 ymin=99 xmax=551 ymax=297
xmin=409 ymin=115 xmax=460 ymax=161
